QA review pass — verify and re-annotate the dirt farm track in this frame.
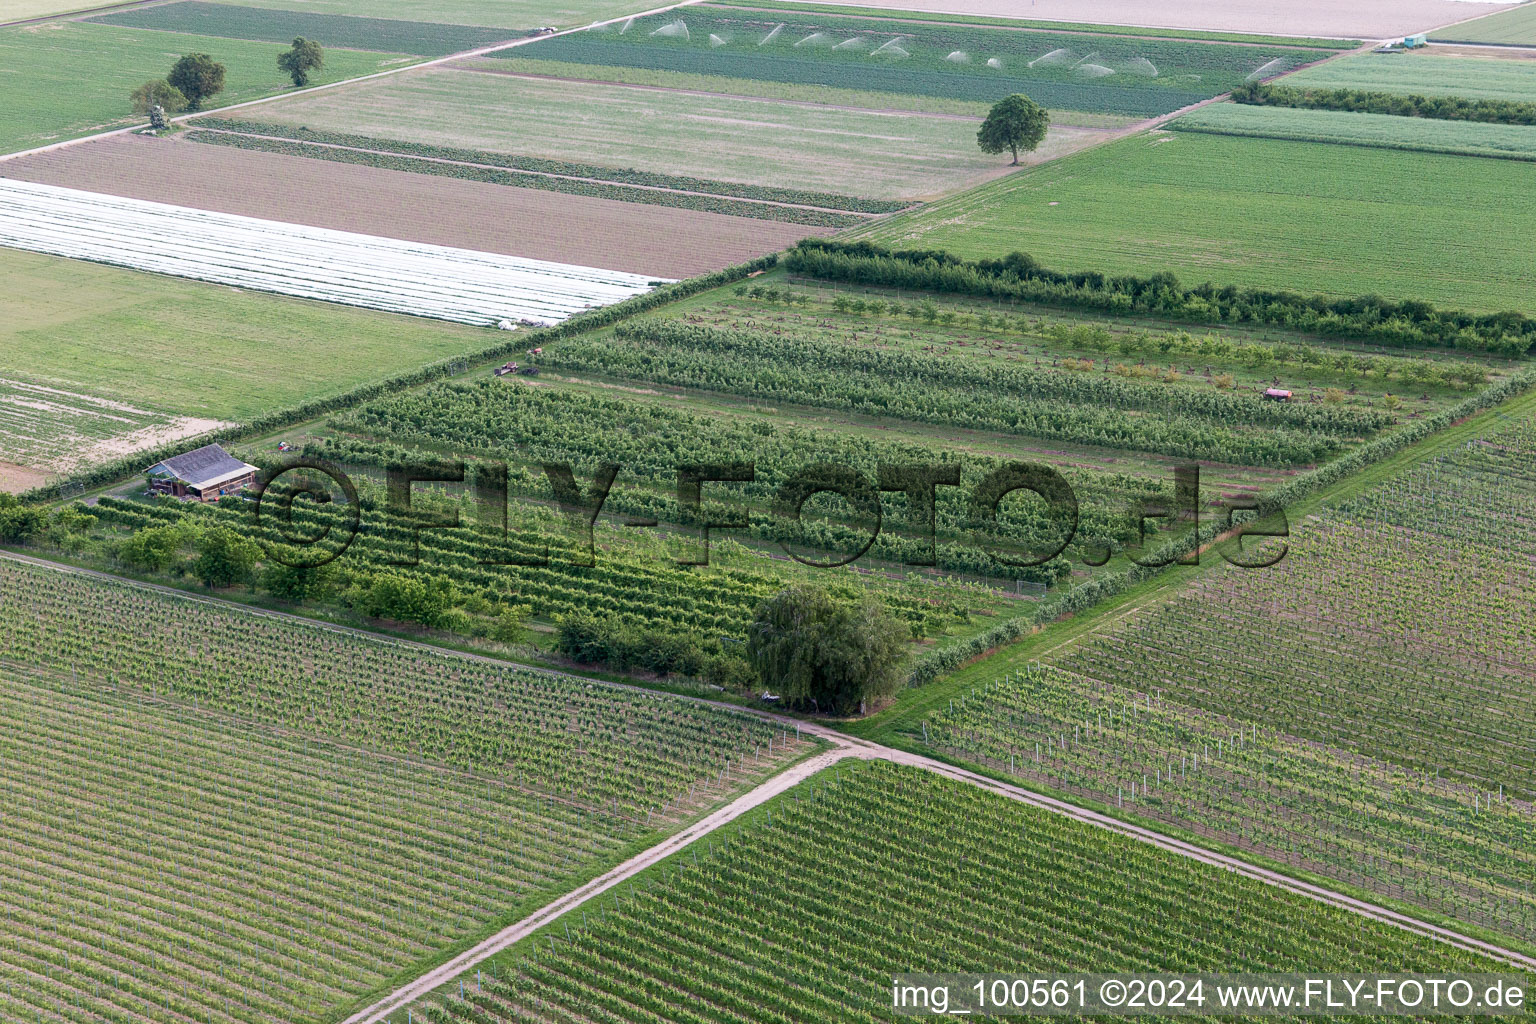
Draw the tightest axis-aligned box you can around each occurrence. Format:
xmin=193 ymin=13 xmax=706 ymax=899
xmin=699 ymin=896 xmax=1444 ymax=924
xmin=0 ymin=135 xmax=829 ymax=279
xmin=778 ymin=0 xmax=1519 ymax=40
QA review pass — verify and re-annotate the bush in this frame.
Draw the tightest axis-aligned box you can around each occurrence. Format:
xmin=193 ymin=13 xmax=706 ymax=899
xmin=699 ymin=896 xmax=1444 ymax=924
xmin=129 ymin=79 xmax=188 ymax=115
xmin=746 ymin=584 xmax=909 ymax=716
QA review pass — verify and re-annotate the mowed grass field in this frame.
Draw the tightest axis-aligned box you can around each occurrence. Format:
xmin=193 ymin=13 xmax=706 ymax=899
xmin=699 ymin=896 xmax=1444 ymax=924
xmin=1432 ymin=1 xmax=1536 ymax=44
xmin=1174 ymin=102 xmax=1536 ymax=160
xmin=89 ymin=1 xmax=522 ymax=56
xmin=0 ymin=22 xmax=416 ymax=154
xmin=860 ymin=131 xmax=1536 ymax=313
xmin=0 ymin=247 xmax=494 ymax=422
xmin=1281 ymin=51 xmax=1536 ymax=102
xmin=233 ymin=67 xmax=1083 ymax=200
xmin=198 ymin=0 xmax=656 ymax=30
xmin=1 ymin=0 xmax=98 ymax=21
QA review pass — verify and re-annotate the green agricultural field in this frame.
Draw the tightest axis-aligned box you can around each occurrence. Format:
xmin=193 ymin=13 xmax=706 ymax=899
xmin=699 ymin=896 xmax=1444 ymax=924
xmin=461 ymin=54 xmax=1139 ymax=126
xmin=1174 ymin=102 xmax=1536 ymax=161
xmin=913 ymin=393 xmax=1536 ymax=944
xmin=411 ymin=760 xmax=1510 ymax=1024
xmin=198 ymin=0 xmax=654 ymax=30
xmin=0 ymin=21 xmax=416 ymax=154
xmin=0 ymin=557 xmax=810 ymax=1024
xmin=227 ymin=67 xmax=1079 ymax=200
xmin=1 ymin=0 xmax=99 ymax=20
xmin=1432 ymin=1 xmax=1536 ymax=44
xmin=0 ymin=248 xmax=495 ymax=446
xmin=859 ymin=131 xmax=1536 ymax=313
xmin=707 ymin=0 xmax=1359 ymax=47
xmin=89 ymin=1 xmax=521 ymax=56
xmin=498 ymin=7 xmax=1331 ymax=116
xmin=1281 ymin=52 xmax=1536 ymax=103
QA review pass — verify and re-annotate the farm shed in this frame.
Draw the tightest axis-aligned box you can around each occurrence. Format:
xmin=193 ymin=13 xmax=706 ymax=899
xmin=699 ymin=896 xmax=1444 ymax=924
xmin=146 ymin=444 xmax=257 ymax=501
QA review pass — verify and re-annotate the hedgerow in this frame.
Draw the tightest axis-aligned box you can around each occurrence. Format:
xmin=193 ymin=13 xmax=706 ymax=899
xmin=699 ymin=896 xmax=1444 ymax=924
xmin=1234 ymin=80 xmax=1536 ymax=126
xmin=784 ymin=239 xmax=1536 ymax=355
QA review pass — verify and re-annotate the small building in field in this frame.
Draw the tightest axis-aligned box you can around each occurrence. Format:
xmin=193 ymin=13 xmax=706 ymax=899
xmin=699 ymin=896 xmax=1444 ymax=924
xmin=1263 ymin=388 xmax=1293 ymax=402
xmin=146 ymin=443 xmax=258 ymax=501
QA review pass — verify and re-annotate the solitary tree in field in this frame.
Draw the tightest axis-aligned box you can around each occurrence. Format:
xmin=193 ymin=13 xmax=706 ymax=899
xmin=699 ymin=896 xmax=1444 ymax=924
xmin=129 ymin=79 xmax=188 ymax=116
xmin=746 ymin=584 xmax=909 ymax=716
xmin=168 ymin=53 xmax=226 ymax=111
xmin=278 ymin=37 xmax=325 ymax=87
xmin=978 ymin=92 xmax=1050 ymax=166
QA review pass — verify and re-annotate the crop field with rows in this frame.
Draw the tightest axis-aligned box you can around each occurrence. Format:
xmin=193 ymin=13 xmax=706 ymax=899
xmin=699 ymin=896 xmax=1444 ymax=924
xmin=1432 ymin=3 xmax=1536 ymax=45
xmin=0 ymin=557 xmax=814 ymax=1022
xmin=410 ymin=760 xmax=1512 ymax=1024
xmin=0 ymin=375 xmax=223 ymax=481
xmin=1172 ymin=103 xmax=1536 ymax=162
xmin=508 ymin=8 xmax=1332 ymax=116
xmin=198 ymin=0 xmax=655 ymax=31
xmin=0 ymin=22 xmax=414 ymax=154
xmin=1 ymin=134 xmax=819 ymax=280
xmin=218 ymin=67 xmax=1034 ymax=201
xmin=309 ymin=375 xmax=1178 ymax=580
xmin=0 ymin=179 xmax=663 ymax=327
xmin=89 ymin=1 xmax=522 ymax=57
xmin=859 ymin=131 xmax=1536 ymax=312
xmin=1281 ymin=53 xmax=1536 ymax=104
xmin=914 ymin=405 xmax=1536 ymax=940
xmin=87 ymin=487 xmax=1006 ymax=652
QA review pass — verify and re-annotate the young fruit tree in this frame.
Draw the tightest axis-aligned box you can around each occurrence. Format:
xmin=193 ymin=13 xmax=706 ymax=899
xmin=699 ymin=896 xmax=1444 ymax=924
xmin=278 ymin=37 xmax=325 ymax=87
xmin=746 ymin=584 xmax=909 ymax=716
xmin=167 ymin=53 xmax=226 ymax=111
xmin=978 ymin=92 xmax=1050 ymax=166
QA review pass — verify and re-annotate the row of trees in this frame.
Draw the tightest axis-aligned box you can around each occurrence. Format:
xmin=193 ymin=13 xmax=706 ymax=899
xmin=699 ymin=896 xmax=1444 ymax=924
xmin=1233 ymin=80 xmax=1536 ymax=127
xmin=784 ymin=239 xmax=1536 ymax=356
xmin=129 ymin=38 xmax=323 ymax=120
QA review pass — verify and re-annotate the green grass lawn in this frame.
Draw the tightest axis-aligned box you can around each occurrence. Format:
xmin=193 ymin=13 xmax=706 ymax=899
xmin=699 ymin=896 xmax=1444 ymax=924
xmin=232 ymin=66 xmax=1086 ymax=200
xmin=857 ymin=130 xmax=1536 ymax=313
xmin=0 ymin=247 xmax=497 ymax=422
xmin=1431 ymin=1 xmax=1536 ymax=44
xmin=1 ymin=0 xmax=101 ymax=21
xmin=201 ymin=0 xmax=662 ymax=30
xmin=1281 ymin=51 xmax=1536 ymax=102
xmin=1174 ymin=101 xmax=1536 ymax=161
xmin=0 ymin=21 xmax=416 ymax=154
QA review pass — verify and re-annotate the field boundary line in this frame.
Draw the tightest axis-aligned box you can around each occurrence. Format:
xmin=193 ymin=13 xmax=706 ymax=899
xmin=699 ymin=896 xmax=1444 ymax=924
xmin=6 ymin=545 xmax=1536 ymax=985
xmin=0 ymin=0 xmax=711 ymax=164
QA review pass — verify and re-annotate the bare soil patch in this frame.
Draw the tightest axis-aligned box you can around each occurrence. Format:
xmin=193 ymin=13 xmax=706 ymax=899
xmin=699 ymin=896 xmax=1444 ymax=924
xmin=0 ymin=461 xmax=50 ymax=494
xmin=0 ymin=134 xmax=828 ymax=278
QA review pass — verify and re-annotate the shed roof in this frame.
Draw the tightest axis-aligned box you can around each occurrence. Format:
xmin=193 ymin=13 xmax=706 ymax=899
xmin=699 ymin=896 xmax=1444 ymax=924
xmin=147 ymin=443 xmax=256 ymax=490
